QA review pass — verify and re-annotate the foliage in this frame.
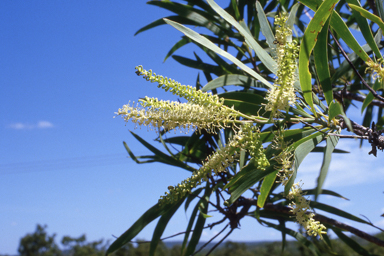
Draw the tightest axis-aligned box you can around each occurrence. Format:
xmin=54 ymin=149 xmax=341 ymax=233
xmin=18 ymin=224 xmax=61 ymax=256
xmin=111 ymin=0 xmax=384 ymax=255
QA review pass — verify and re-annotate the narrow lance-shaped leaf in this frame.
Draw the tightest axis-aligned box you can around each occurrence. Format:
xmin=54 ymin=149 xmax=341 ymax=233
xmin=257 ymin=170 xmax=279 ymax=208
xmin=256 ymin=1 xmax=276 ymax=57
xmin=106 ymin=203 xmax=169 ymax=255
xmin=362 ymin=79 xmax=382 ymax=113
xmin=149 ymin=199 xmax=184 ymax=256
xmin=184 ymin=184 xmax=211 ymax=256
xmin=206 ymin=0 xmax=278 ymax=74
xmin=202 ymin=74 xmax=266 ymax=91
xmin=349 ymin=4 xmax=384 ymax=32
xmin=332 ymin=229 xmax=372 ymax=256
xmin=164 ymin=19 xmax=273 ymax=88
xmin=315 ymin=131 xmax=339 ymax=200
xmin=284 ymin=131 xmax=328 ymax=195
xmin=299 ymin=0 xmax=339 ymax=115
xmin=314 ymin=16 xmax=333 ymax=106
xmin=346 ymin=0 xmax=382 ymax=58
xmin=300 ymin=0 xmax=371 ymax=62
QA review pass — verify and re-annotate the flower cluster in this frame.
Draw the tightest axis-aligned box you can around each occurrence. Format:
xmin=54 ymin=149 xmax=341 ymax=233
xmin=272 ymin=128 xmax=294 ymax=185
xmin=116 ymin=97 xmax=236 ymax=133
xmin=265 ymin=13 xmax=299 ymax=118
xmin=366 ymin=58 xmax=384 ymax=82
xmin=240 ymin=125 xmax=270 ymax=171
xmin=159 ymin=124 xmax=269 ymax=205
xmin=287 ymin=182 xmax=327 ymax=239
xmin=135 ymin=65 xmax=223 ymax=107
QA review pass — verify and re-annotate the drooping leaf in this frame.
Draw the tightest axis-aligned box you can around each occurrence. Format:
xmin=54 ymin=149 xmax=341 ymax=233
xmin=107 ymin=203 xmax=172 ymax=255
xmin=284 ymin=131 xmax=328 ymax=195
xmin=164 ymin=19 xmax=273 ymax=88
xmin=310 ymin=201 xmax=373 ymax=225
xmin=345 ymin=0 xmax=382 ymax=58
xmin=362 ymin=79 xmax=382 ymax=113
xmin=258 ymin=170 xmax=279 ymax=208
xmin=315 ymin=131 xmax=339 ymax=200
xmin=332 ymin=229 xmax=372 ymax=256
xmin=129 ymin=131 xmax=197 ymax=172
xmin=149 ymin=199 xmax=184 ymax=256
xmin=349 ymin=4 xmax=384 ymax=32
xmin=184 ymin=184 xmax=211 ymax=256
xmin=202 ymin=74 xmax=266 ymax=91
xmin=206 ymin=0 xmax=278 ymax=74
xmin=314 ymin=17 xmax=333 ymax=106
xmin=256 ymin=1 xmax=276 ymax=56
xmin=299 ymin=0 xmax=339 ymax=114
xmin=257 ymin=219 xmax=321 ymax=256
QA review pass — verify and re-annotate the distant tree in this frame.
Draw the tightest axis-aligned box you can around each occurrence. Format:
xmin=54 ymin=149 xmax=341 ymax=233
xmin=18 ymin=224 xmax=61 ymax=256
xmin=61 ymin=234 xmax=105 ymax=256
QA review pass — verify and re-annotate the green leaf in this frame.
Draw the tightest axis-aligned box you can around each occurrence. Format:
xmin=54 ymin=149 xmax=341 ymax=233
xmin=206 ymin=0 xmax=278 ymax=74
xmin=315 ymin=131 xmax=339 ymax=200
xmin=184 ymin=188 xmax=204 ymax=212
xmin=256 ymin=1 xmax=276 ymax=56
xmin=258 ymin=219 xmax=321 ymax=256
xmin=257 ymin=170 xmax=279 ymax=208
xmin=310 ymin=201 xmax=373 ymax=225
xmin=349 ymin=4 xmax=384 ymax=32
xmin=106 ymin=203 xmax=169 ymax=255
xmin=299 ymin=0 xmax=338 ymax=114
xmin=328 ymin=101 xmax=342 ymax=121
xmin=314 ymin=17 xmax=333 ymax=106
xmin=181 ymin=199 xmax=200 ymax=255
xmin=332 ymin=229 xmax=372 ymax=256
xmin=362 ymin=79 xmax=382 ymax=113
xmin=346 ymin=0 xmax=382 ymax=58
xmin=184 ymin=184 xmax=211 ymax=256
xmin=129 ymin=132 xmax=197 ymax=172
xmin=224 ymin=158 xmax=277 ymax=205
xmin=164 ymin=19 xmax=273 ymax=88
xmin=149 ymin=199 xmax=184 ymax=256
xmin=300 ymin=0 xmax=371 ymax=62
xmin=328 ymin=101 xmax=353 ymax=131
xmin=286 ymin=3 xmax=300 ymax=29
xmin=285 ymin=131 xmax=327 ymax=195
xmin=302 ymin=188 xmax=349 ymax=200
xmin=202 ymin=74 xmax=266 ymax=91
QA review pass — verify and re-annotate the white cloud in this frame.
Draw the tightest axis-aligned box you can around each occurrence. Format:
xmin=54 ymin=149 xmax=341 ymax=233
xmin=8 ymin=121 xmax=54 ymax=130
xmin=36 ymin=121 xmax=54 ymax=128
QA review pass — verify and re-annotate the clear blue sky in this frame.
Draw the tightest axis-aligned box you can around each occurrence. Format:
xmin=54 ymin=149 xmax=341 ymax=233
xmin=1 ymin=1 xmax=384 ymax=255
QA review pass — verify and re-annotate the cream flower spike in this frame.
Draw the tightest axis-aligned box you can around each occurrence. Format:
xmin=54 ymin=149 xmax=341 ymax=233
xmin=265 ymin=13 xmax=299 ymax=118
xmin=287 ymin=182 xmax=327 ymax=239
xmin=135 ymin=65 xmax=224 ymax=107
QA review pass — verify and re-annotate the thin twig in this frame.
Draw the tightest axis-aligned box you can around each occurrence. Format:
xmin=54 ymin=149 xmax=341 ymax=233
xmin=205 ymin=228 xmax=234 ymax=256
xmin=300 ymin=120 xmax=328 ymax=134
xmin=334 ymin=90 xmax=384 ymax=108
xmin=327 ymin=133 xmax=369 ymax=139
xmin=329 ymin=30 xmax=384 ymax=102
xmin=192 ymin=223 xmax=229 ymax=255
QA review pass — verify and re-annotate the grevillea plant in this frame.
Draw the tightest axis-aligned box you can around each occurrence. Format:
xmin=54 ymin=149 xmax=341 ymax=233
xmin=108 ymin=0 xmax=384 ymax=255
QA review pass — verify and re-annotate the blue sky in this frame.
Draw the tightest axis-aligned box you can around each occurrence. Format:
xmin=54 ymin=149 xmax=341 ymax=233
xmin=1 ymin=1 xmax=384 ymax=255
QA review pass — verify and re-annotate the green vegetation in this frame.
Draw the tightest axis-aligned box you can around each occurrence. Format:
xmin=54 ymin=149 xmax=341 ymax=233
xmin=110 ymin=0 xmax=384 ymax=255
xmin=3 ymin=224 xmax=384 ymax=256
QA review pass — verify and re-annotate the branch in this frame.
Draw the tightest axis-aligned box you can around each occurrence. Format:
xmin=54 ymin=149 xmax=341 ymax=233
xmin=205 ymin=228 xmax=234 ymax=256
xmin=329 ymin=30 xmax=384 ymax=102
xmin=263 ymin=203 xmax=384 ymax=247
xmin=193 ymin=223 xmax=229 ymax=255
xmin=334 ymin=90 xmax=384 ymax=108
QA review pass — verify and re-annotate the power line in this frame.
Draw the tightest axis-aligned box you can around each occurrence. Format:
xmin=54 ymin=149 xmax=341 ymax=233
xmin=0 ymin=154 xmax=137 ymax=175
